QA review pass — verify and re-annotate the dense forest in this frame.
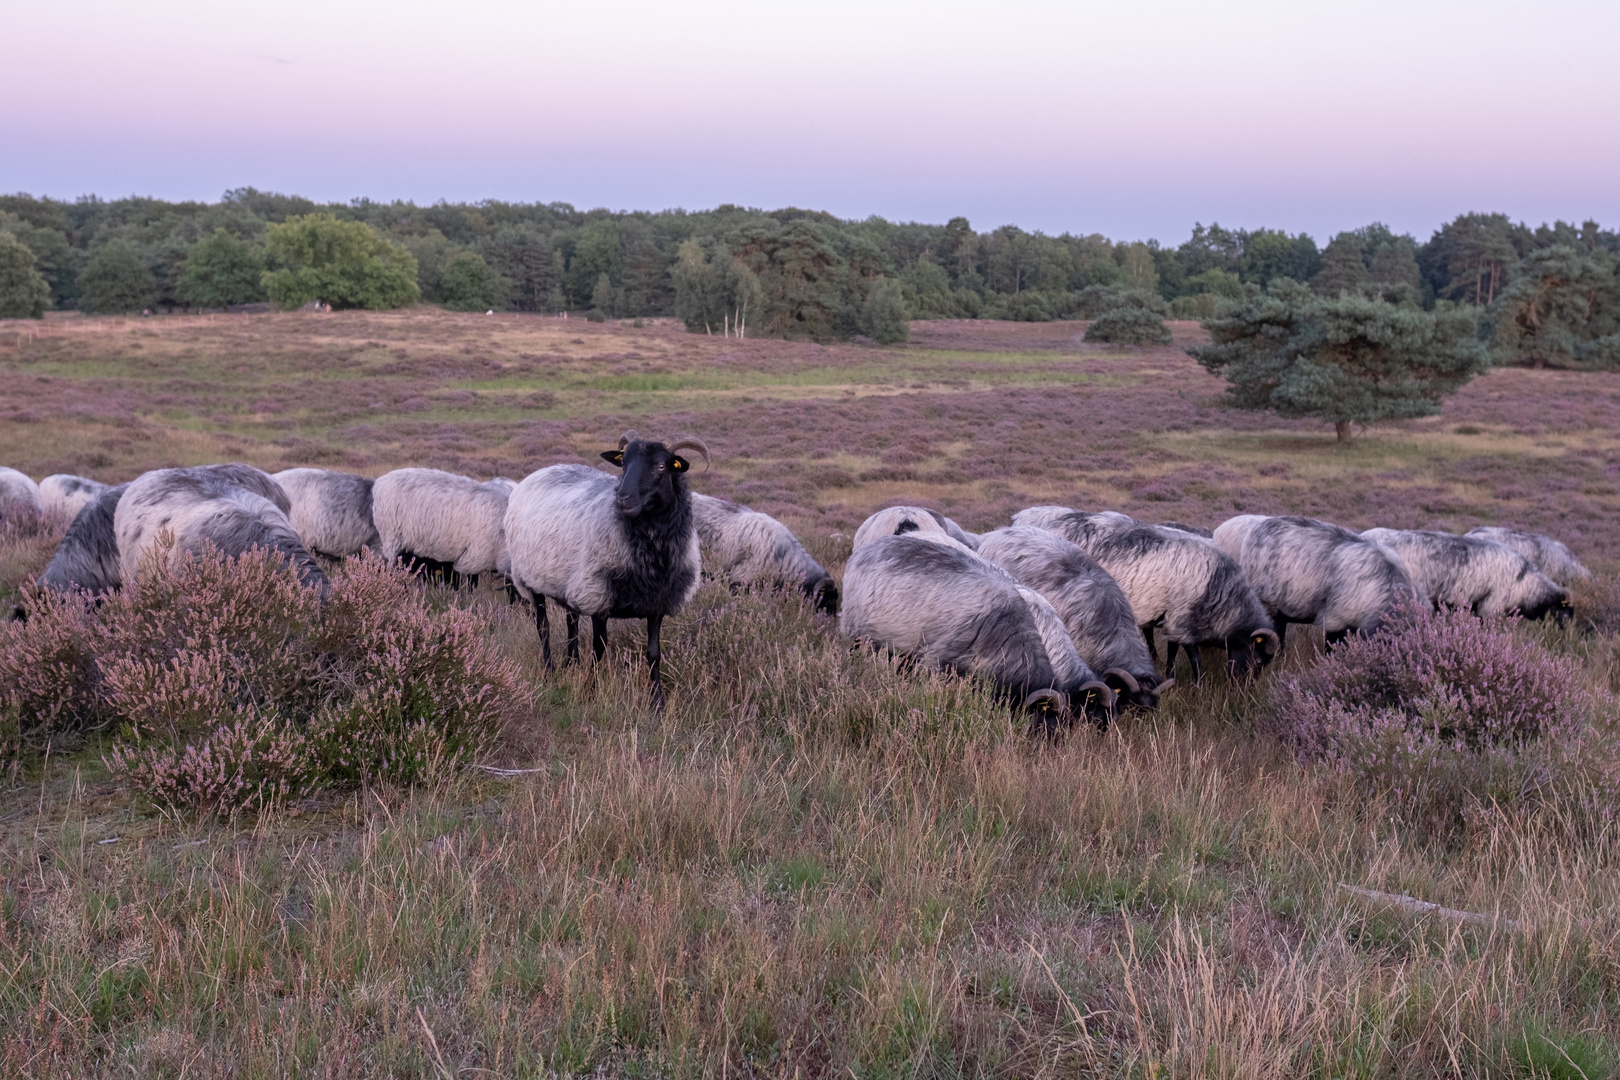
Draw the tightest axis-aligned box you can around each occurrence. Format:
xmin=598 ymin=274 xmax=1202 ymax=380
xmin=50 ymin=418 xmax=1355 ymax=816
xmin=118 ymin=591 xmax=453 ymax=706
xmin=1 ymin=190 xmax=1617 ymax=366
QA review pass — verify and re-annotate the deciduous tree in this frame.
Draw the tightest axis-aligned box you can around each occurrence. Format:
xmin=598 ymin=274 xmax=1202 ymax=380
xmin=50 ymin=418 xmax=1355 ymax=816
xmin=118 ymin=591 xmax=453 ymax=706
xmin=261 ymin=216 xmax=420 ymax=310
xmin=0 ymin=231 xmax=52 ymax=318
xmin=439 ymin=251 xmax=509 ymax=312
xmin=178 ymin=229 xmax=266 ymax=308
xmin=78 ymin=240 xmax=158 ymax=314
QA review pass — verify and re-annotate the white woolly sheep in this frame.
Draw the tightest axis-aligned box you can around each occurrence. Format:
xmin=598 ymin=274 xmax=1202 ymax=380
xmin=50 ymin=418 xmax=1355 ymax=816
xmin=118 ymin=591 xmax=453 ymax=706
xmin=691 ymin=493 xmax=837 ymax=613
xmin=1361 ymin=528 xmax=1570 ymax=621
xmin=1213 ymin=515 xmax=1416 ymax=645
xmin=39 ymin=474 xmax=109 ymax=521
xmin=852 ymin=505 xmax=980 ymax=552
xmin=1464 ymin=526 xmax=1591 ymax=586
xmin=504 ymin=431 xmax=709 ymax=711
xmin=0 ymin=467 xmax=43 ymax=521
xmin=271 ymin=468 xmax=381 ymax=559
xmin=371 ymin=468 xmax=512 ymax=587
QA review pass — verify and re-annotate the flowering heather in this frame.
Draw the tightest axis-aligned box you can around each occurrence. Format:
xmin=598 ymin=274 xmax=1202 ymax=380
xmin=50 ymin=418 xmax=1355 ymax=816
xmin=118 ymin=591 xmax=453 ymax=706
xmin=2 ymin=546 xmax=530 ymax=812
xmin=1268 ymin=603 xmax=1604 ymax=825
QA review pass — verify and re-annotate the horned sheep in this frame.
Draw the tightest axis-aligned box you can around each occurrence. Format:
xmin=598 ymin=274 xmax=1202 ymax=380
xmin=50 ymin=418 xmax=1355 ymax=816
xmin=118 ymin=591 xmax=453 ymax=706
xmin=1012 ymin=506 xmax=1278 ymax=682
xmin=840 ymin=531 xmax=1115 ymax=728
xmin=113 ymin=464 xmax=328 ymax=591
xmin=1213 ymin=515 xmax=1415 ymax=645
xmin=1361 ymin=528 xmax=1570 ymax=621
xmin=976 ymin=525 xmax=1168 ymax=710
xmin=691 ymin=493 xmax=837 ymax=614
xmin=504 ymin=432 xmax=709 ymax=711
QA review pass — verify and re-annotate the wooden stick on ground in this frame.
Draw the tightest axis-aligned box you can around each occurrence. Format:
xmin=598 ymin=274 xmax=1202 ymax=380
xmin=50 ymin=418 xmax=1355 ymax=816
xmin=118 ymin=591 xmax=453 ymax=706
xmin=1339 ymin=884 xmax=1522 ymax=932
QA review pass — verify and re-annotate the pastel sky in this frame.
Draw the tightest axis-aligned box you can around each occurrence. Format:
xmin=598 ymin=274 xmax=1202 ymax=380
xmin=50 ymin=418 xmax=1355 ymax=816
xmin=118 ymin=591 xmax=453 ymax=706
xmin=5 ymin=0 xmax=1617 ymax=243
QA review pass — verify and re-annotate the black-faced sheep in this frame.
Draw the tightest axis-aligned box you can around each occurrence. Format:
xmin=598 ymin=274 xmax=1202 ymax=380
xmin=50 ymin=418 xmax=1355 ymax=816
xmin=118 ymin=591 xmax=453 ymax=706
xmin=0 ymin=467 xmax=43 ymax=521
xmin=39 ymin=474 xmax=109 ymax=521
xmin=1012 ymin=506 xmax=1278 ymax=682
xmin=976 ymin=525 xmax=1168 ymax=709
xmin=852 ymin=505 xmax=980 ymax=551
xmin=1464 ymin=526 xmax=1591 ymax=587
xmin=271 ymin=468 xmax=381 ymax=560
xmin=1361 ymin=528 xmax=1570 ymax=621
xmin=372 ymin=468 xmax=511 ymax=587
xmin=504 ymin=432 xmax=708 ymax=712
xmin=113 ymin=464 xmax=328 ymax=590
xmin=691 ymin=493 xmax=837 ymax=614
xmin=1213 ymin=515 xmax=1416 ymax=645
xmin=840 ymin=531 xmax=1115 ymax=728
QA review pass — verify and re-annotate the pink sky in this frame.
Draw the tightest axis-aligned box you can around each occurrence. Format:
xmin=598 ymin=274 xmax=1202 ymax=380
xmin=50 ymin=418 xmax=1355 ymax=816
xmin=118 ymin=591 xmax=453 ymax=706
xmin=5 ymin=0 xmax=1616 ymax=242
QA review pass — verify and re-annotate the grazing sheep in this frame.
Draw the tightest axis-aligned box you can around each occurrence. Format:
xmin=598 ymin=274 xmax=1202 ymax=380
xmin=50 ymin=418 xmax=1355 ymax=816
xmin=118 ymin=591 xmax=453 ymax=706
xmin=39 ymin=474 xmax=109 ymax=521
xmin=37 ymin=483 xmax=128 ymax=597
xmin=977 ymin=525 xmax=1168 ymax=709
xmin=1011 ymin=506 xmax=1278 ymax=682
xmin=371 ymin=468 xmax=511 ymax=587
xmin=271 ymin=468 xmax=380 ymax=559
xmin=840 ymin=531 xmax=1115 ymax=727
xmin=1464 ymin=526 xmax=1591 ymax=586
xmin=852 ymin=505 xmax=980 ymax=552
xmin=113 ymin=464 xmax=328 ymax=590
xmin=1361 ymin=528 xmax=1570 ymax=621
xmin=1213 ymin=515 xmax=1416 ymax=645
xmin=691 ymin=493 xmax=837 ymax=614
xmin=504 ymin=431 xmax=709 ymax=711
xmin=0 ymin=467 xmax=43 ymax=521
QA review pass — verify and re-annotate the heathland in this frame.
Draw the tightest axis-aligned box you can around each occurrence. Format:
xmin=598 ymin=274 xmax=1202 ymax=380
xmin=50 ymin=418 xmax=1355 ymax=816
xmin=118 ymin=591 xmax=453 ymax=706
xmin=1 ymin=310 xmax=1618 ymax=1076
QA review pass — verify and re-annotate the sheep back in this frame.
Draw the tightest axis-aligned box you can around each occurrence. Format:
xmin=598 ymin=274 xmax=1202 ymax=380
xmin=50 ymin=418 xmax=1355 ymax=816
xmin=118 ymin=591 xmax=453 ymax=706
xmin=1215 ymin=515 xmax=1414 ymax=635
xmin=692 ymin=493 xmax=831 ymax=595
xmin=1362 ymin=528 xmax=1568 ymax=619
xmin=1465 ymin=526 xmax=1591 ymax=586
xmin=39 ymin=475 xmax=109 ymax=521
xmin=272 ymin=468 xmax=380 ymax=558
xmin=371 ymin=468 xmax=509 ymax=576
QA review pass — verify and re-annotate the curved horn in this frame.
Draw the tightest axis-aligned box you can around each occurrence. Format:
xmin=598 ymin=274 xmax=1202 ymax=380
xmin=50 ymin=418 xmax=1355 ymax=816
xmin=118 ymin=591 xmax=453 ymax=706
xmin=618 ymin=429 xmax=642 ymax=451
xmin=667 ymin=435 xmax=711 ymax=469
xmin=1103 ymin=667 xmax=1140 ymax=694
xmin=1154 ymin=677 xmax=1175 ymax=693
xmin=1078 ymin=680 xmax=1117 ymax=710
xmin=1022 ymin=689 xmax=1067 ymax=715
xmin=1253 ymin=627 xmax=1280 ymax=655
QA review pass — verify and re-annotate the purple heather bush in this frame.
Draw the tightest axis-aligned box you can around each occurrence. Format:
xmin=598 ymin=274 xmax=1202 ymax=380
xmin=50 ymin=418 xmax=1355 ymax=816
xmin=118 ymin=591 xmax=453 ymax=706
xmin=1267 ymin=602 xmax=1613 ymax=827
xmin=2 ymin=547 xmax=530 ymax=813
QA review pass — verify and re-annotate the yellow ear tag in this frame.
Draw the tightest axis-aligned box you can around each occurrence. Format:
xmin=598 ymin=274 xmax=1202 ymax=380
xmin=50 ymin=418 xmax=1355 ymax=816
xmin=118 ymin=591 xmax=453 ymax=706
xmin=671 ymin=458 xmax=686 ymax=471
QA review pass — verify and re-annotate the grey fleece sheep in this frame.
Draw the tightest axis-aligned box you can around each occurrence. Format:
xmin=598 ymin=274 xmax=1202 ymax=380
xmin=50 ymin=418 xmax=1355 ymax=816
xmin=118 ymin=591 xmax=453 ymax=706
xmin=504 ymin=432 xmax=709 ymax=711
xmin=1213 ymin=515 xmax=1416 ymax=645
xmin=39 ymin=475 xmax=109 ymax=521
xmin=977 ymin=525 xmax=1167 ymax=710
xmin=1464 ymin=526 xmax=1591 ymax=586
xmin=691 ymin=493 xmax=837 ymax=614
xmin=852 ymin=505 xmax=980 ymax=552
xmin=272 ymin=468 xmax=381 ymax=559
xmin=371 ymin=468 xmax=511 ymax=586
xmin=1361 ymin=528 xmax=1570 ymax=621
xmin=840 ymin=531 xmax=1115 ymax=728
xmin=38 ymin=483 xmax=128 ymax=597
xmin=1012 ymin=506 xmax=1278 ymax=682
xmin=0 ymin=467 xmax=43 ymax=521
xmin=114 ymin=464 xmax=328 ymax=590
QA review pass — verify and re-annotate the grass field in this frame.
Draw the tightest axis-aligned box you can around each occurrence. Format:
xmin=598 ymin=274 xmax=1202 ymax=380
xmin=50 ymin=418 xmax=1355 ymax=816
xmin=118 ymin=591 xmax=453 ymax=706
xmin=2 ymin=310 xmax=1619 ymax=1077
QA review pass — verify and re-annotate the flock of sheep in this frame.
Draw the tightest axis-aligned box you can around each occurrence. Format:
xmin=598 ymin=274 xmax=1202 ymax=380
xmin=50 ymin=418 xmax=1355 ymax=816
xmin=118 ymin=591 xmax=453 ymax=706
xmin=0 ymin=437 xmax=1591 ymax=724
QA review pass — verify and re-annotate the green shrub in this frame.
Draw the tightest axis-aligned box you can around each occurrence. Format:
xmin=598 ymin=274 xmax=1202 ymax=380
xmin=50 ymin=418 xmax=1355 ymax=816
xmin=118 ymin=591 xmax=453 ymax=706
xmin=1084 ymin=306 xmax=1173 ymax=345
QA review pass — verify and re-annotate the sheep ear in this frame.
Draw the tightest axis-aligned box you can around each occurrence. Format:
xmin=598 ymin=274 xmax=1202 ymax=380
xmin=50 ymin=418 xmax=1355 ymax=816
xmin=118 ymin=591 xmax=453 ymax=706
xmin=600 ymin=451 xmax=624 ymax=468
xmin=670 ymin=456 xmax=688 ymax=472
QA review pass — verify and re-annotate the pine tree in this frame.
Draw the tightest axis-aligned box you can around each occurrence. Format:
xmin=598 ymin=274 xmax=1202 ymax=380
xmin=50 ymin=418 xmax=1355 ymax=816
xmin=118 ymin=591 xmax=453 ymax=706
xmin=1366 ymin=239 xmax=1423 ymax=303
xmin=1311 ymin=233 xmax=1369 ymax=298
xmin=1193 ymin=280 xmax=1488 ymax=442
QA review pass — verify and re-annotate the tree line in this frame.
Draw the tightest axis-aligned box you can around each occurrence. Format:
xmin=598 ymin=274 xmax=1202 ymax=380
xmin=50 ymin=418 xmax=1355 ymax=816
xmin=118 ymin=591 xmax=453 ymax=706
xmin=0 ymin=191 xmax=1615 ymax=366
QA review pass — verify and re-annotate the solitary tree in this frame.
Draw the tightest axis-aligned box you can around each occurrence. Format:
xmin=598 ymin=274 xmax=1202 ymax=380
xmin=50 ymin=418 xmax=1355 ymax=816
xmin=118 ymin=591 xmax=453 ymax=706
xmin=0 ymin=231 xmax=52 ymax=318
xmin=261 ymin=215 xmax=420 ymax=310
xmin=1081 ymin=287 xmax=1172 ymax=344
xmin=177 ymin=229 xmax=266 ymax=308
xmin=78 ymin=240 xmax=158 ymax=314
xmin=1193 ymin=280 xmax=1488 ymax=442
xmin=439 ymin=252 xmax=509 ymax=312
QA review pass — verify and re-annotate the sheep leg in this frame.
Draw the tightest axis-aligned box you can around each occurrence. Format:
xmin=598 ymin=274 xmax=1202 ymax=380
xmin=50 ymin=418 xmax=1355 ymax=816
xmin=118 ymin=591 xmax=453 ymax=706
xmin=534 ymin=596 xmax=554 ymax=672
xmin=565 ymin=612 xmax=581 ymax=664
xmin=1324 ymin=628 xmax=1349 ymax=648
xmin=591 ymin=615 xmax=608 ymax=662
xmin=1273 ymin=616 xmax=1289 ymax=651
xmin=1185 ymin=644 xmax=1203 ymax=685
xmin=1143 ymin=623 xmax=1156 ymax=662
xmin=646 ymin=614 xmax=665 ymax=713
xmin=1164 ymin=639 xmax=1179 ymax=678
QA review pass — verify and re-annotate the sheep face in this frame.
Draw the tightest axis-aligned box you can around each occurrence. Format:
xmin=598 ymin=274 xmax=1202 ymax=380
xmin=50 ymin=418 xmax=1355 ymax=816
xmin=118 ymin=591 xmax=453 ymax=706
xmin=601 ymin=440 xmax=691 ymax=520
xmin=1224 ymin=627 xmax=1280 ymax=680
xmin=805 ymin=574 xmax=840 ymax=616
xmin=1102 ymin=668 xmax=1166 ymax=712
xmin=1519 ymin=584 xmax=1573 ymax=625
